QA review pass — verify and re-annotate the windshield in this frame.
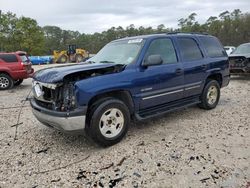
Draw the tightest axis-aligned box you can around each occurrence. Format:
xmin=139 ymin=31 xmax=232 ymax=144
xmin=232 ymin=43 xmax=250 ymax=54
xmin=89 ymin=39 xmax=145 ymax=65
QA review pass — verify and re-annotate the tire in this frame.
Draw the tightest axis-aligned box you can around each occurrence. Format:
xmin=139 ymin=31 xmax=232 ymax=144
xmin=75 ymin=54 xmax=84 ymax=63
xmin=14 ymin=79 xmax=23 ymax=86
xmin=58 ymin=55 xmax=68 ymax=63
xmin=86 ymin=98 xmax=130 ymax=147
xmin=198 ymin=79 xmax=220 ymax=110
xmin=0 ymin=73 xmax=14 ymax=90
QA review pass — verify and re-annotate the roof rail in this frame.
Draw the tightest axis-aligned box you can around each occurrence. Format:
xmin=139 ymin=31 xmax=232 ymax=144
xmin=166 ymin=32 xmax=209 ymax=35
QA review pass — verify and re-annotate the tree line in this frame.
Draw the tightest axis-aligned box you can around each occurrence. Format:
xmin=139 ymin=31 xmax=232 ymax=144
xmin=0 ymin=9 xmax=249 ymax=55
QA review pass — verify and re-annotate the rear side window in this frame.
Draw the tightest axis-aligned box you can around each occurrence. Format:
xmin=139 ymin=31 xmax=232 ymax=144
xmin=199 ymin=36 xmax=225 ymax=57
xmin=177 ymin=37 xmax=203 ymax=61
xmin=0 ymin=54 xmax=18 ymax=63
xmin=145 ymin=38 xmax=178 ymax=64
xmin=20 ymin=55 xmax=28 ymax=62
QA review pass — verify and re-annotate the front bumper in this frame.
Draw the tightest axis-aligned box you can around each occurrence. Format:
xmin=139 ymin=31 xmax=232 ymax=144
xmin=30 ymin=98 xmax=87 ymax=133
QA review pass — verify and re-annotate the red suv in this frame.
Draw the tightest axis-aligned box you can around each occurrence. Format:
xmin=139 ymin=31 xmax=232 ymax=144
xmin=0 ymin=51 xmax=34 ymax=90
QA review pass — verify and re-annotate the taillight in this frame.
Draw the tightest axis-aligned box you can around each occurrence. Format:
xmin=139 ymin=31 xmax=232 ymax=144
xmin=21 ymin=61 xmax=31 ymax=72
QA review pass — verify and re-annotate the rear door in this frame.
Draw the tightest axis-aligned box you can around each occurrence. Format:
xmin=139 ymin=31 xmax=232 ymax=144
xmin=136 ymin=37 xmax=184 ymax=109
xmin=176 ymin=37 xmax=206 ymax=98
xmin=0 ymin=54 xmax=20 ymax=71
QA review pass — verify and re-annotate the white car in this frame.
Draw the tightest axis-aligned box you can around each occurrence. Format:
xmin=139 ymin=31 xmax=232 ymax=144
xmin=224 ymin=46 xmax=235 ymax=55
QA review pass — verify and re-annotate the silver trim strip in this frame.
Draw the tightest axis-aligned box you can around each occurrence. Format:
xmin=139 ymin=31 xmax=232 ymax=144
xmin=184 ymin=85 xmax=201 ymax=91
xmin=184 ymin=81 xmax=202 ymax=88
xmin=142 ymin=89 xmax=184 ymax=100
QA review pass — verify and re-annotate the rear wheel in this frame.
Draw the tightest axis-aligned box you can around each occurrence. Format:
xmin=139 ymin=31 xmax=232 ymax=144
xmin=198 ymin=79 xmax=220 ymax=110
xmin=0 ymin=73 xmax=14 ymax=90
xmin=86 ymin=98 xmax=130 ymax=147
xmin=58 ymin=55 xmax=68 ymax=63
xmin=14 ymin=79 xmax=23 ymax=86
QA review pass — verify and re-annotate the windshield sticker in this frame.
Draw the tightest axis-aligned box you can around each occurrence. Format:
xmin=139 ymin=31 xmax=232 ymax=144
xmin=128 ymin=39 xmax=143 ymax=44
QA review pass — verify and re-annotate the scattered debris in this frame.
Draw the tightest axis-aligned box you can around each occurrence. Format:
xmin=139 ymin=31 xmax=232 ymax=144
xmin=36 ymin=155 xmax=90 ymax=174
xmin=137 ymin=141 xmax=145 ymax=146
xmin=0 ymin=105 xmax=29 ymax=110
xmin=76 ymin=170 xmax=87 ymax=180
xmin=51 ymin=178 xmax=61 ymax=183
xmin=10 ymin=122 xmax=23 ymax=128
xmin=117 ymin=156 xmax=127 ymax=166
xmin=100 ymin=163 xmax=114 ymax=170
xmin=133 ymin=172 xmax=141 ymax=178
xmin=11 ymin=89 xmax=32 ymax=141
xmin=200 ymin=177 xmax=210 ymax=183
xmin=109 ymin=177 xmax=124 ymax=188
xmin=36 ymin=147 xmax=49 ymax=154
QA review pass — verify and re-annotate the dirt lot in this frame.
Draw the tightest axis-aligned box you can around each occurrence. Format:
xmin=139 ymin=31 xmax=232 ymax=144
xmin=0 ymin=64 xmax=249 ymax=188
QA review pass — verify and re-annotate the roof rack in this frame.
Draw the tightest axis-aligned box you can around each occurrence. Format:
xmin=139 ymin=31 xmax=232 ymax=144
xmin=166 ymin=32 xmax=209 ymax=35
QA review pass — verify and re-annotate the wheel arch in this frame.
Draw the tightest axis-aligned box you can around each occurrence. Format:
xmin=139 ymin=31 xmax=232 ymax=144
xmin=206 ymin=73 xmax=222 ymax=87
xmin=0 ymin=70 xmax=13 ymax=78
xmin=87 ymin=90 xmax=134 ymax=115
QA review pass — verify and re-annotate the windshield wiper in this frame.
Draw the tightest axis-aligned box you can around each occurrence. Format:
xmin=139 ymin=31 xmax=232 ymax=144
xmin=99 ymin=60 xmax=116 ymax=64
xmin=86 ymin=60 xmax=96 ymax=64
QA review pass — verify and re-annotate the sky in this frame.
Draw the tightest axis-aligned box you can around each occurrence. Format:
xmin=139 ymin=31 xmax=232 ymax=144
xmin=0 ymin=0 xmax=249 ymax=34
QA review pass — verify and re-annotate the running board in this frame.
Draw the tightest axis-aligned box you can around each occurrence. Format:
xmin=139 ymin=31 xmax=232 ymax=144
xmin=135 ymin=96 xmax=200 ymax=120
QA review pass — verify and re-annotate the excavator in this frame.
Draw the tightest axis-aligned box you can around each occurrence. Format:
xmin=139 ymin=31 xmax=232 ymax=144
xmin=53 ymin=45 xmax=89 ymax=63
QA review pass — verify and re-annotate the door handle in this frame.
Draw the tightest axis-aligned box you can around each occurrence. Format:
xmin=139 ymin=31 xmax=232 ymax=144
xmin=175 ymin=68 xmax=183 ymax=75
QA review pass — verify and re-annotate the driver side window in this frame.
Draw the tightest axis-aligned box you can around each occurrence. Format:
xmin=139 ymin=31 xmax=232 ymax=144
xmin=145 ymin=38 xmax=178 ymax=64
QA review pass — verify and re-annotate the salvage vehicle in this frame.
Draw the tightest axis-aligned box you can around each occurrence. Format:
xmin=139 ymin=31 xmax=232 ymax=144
xmin=229 ymin=43 xmax=250 ymax=74
xmin=30 ymin=33 xmax=230 ymax=146
xmin=0 ymin=51 xmax=34 ymax=90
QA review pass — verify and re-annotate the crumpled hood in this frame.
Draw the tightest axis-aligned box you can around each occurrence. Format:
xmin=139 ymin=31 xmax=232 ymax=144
xmin=34 ymin=63 xmax=116 ymax=83
xmin=229 ymin=53 xmax=250 ymax=58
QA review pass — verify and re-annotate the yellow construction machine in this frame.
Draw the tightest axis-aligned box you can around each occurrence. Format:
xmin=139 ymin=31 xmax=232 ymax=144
xmin=53 ymin=45 xmax=89 ymax=63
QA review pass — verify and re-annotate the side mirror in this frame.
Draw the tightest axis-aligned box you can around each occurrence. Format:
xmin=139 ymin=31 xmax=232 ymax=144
xmin=142 ymin=55 xmax=163 ymax=67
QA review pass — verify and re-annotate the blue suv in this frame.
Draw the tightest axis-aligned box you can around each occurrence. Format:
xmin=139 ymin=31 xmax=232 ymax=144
xmin=31 ymin=33 xmax=230 ymax=146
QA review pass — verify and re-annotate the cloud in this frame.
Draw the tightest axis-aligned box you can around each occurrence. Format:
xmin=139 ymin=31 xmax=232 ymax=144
xmin=0 ymin=0 xmax=249 ymax=33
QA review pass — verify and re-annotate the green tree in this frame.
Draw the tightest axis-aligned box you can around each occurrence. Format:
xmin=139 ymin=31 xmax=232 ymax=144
xmin=0 ymin=11 xmax=44 ymax=55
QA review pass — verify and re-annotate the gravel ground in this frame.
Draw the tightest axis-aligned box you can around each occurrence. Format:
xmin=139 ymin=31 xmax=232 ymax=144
xmin=0 ymin=64 xmax=249 ymax=188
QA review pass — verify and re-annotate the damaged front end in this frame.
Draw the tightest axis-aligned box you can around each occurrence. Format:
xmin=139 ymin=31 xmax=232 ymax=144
xmin=32 ymin=81 xmax=77 ymax=112
xmin=229 ymin=56 xmax=250 ymax=74
xmin=30 ymin=63 xmax=125 ymax=132
xmin=30 ymin=80 xmax=86 ymax=132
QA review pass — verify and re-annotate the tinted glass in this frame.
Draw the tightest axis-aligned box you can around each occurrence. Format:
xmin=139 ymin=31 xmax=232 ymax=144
xmin=199 ymin=36 xmax=225 ymax=57
xmin=0 ymin=54 xmax=18 ymax=63
xmin=145 ymin=38 xmax=177 ymax=64
xmin=177 ymin=37 xmax=203 ymax=61
xmin=20 ymin=55 xmax=29 ymax=62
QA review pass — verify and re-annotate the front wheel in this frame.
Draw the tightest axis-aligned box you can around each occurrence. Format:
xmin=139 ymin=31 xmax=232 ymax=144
xmin=75 ymin=54 xmax=84 ymax=63
xmin=87 ymin=98 xmax=130 ymax=147
xmin=198 ymin=80 xmax=220 ymax=110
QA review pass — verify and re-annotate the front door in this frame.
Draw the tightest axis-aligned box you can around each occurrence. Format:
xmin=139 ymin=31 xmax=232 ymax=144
xmin=135 ymin=37 xmax=184 ymax=110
